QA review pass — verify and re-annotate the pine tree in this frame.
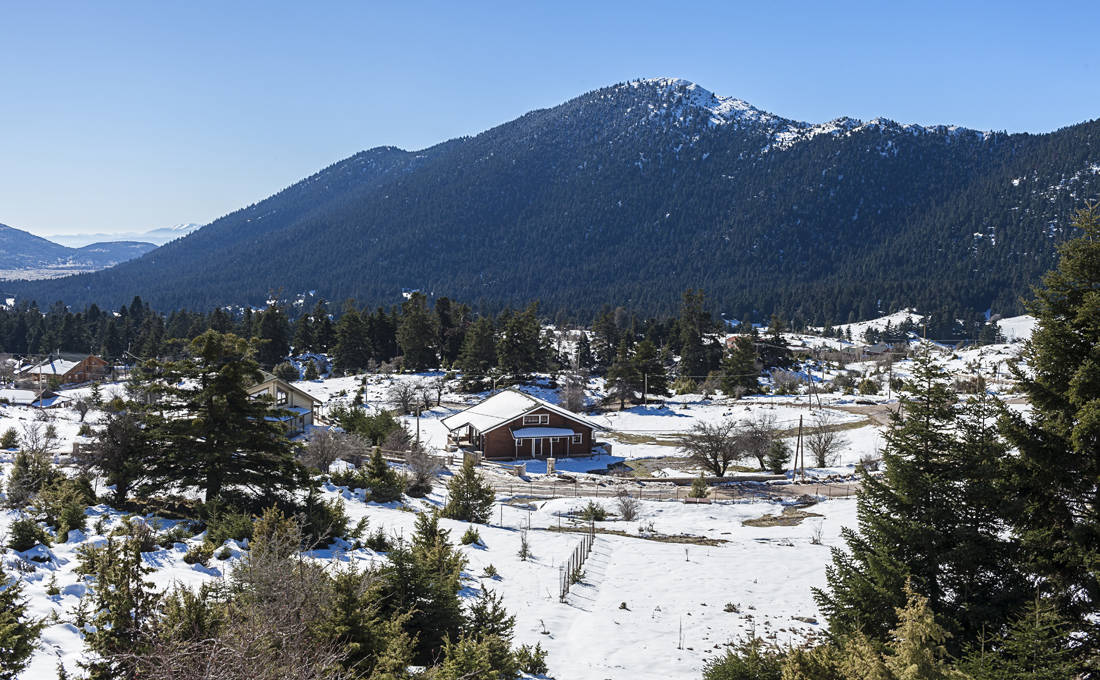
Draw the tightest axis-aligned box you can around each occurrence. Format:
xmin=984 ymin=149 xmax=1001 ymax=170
xmin=815 ymin=351 xmax=1025 ymax=647
xmin=82 ymin=534 xmax=159 ymax=680
xmin=0 ymin=569 xmax=43 ymax=680
xmin=334 ymin=303 xmax=372 ymax=374
xmin=253 ymin=305 xmax=291 ymax=368
xmin=721 ymin=336 xmax=759 ymax=398
xmin=365 ymin=447 xmax=403 ymax=503
xmin=606 ymin=340 xmax=640 ymax=408
xmin=678 ymin=289 xmax=708 ymax=378
xmin=631 ymin=339 xmax=668 ymax=397
xmin=442 ymin=458 xmax=495 ymax=523
xmin=458 ymin=317 xmax=497 ymax=385
xmin=396 ymin=293 xmax=440 ymax=371
xmin=137 ymin=331 xmax=301 ymax=503
xmin=496 ymin=303 xmax=542 ymax=377
xmin=882 ymin=583 xmax=957 ymax=680
xmin=1000 ymin=202 xmax=1100 ymax=651
xmin=958 ymin=597 xmax=1080 ymax=680
xmin=303 ymin=359 xmax=320 ymax=380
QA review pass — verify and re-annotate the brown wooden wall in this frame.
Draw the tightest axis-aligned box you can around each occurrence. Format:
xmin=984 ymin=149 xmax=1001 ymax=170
xmin=480 ymin=407 xmax=594 ymax=459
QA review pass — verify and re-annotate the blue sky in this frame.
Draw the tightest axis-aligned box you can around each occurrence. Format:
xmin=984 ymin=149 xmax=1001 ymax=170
xmin=2 ymin=1 xmax=1098 ymax=237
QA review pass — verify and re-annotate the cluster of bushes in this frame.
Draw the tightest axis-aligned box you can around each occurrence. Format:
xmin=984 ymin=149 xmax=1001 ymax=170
xmin=60 ymin=507 xmax=539 ymax=680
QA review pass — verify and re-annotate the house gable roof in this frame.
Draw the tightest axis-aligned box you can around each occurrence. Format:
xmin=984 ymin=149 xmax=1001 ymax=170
xmin=248 ymin=374 xmax=320 ymax=405
xmin=441 ymin=388 xmax=601 ymax=435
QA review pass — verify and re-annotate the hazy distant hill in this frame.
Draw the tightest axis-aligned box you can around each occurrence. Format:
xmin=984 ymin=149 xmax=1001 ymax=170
xmin=12 ymin=78 xmax=1100 ymax=321
xmin=0 ymin=223 xmax=156 ymax=280
xmin=48 ymin=223 xmax=202 ymax=248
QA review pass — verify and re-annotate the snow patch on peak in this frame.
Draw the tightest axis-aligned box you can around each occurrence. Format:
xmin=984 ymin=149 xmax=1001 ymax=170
xmin=630 ymin=77 xmax=778 ymax=128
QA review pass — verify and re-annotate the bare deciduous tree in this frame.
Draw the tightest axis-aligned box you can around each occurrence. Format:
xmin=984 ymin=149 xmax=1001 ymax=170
xmin=404 ymin=445 xmax=441 ymax=497
xmin=615 ymin=489 xmax=640 ymax=521
xmin=387 ymin=381 xmax=417 ymax=415
xmin=741 ymin=413 xmax=778 ymax=470
xmin=21 ymin=421 xmax=59 ymax=456
xmin=302 ymin=429 xmax=371 ymax=473
xmin=805 ymin=411 xmax=848 ymax=467
xmin=679 ymin=419 xmax=742 ymax=477
xmin=73 ymin=397 xmax=92 ymax=422
xmin=561 ymin=365 xmax=588 ymax=413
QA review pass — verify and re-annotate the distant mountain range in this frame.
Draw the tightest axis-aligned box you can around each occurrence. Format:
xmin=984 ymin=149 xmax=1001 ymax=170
xmin=10 ymin=78 xmax=1100 ymax=321
xmin=0 ymin=223 xmax=157 ymax=281
xmin=47 ymin=223 xmax=202 ymax=248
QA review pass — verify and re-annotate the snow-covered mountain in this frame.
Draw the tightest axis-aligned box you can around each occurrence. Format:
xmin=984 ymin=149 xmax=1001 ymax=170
xmin=13 ymin=78 xmax=1100 ymax=317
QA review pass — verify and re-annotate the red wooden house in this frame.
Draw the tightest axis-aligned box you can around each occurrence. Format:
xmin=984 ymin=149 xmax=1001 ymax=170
xmin=442 ymin=388 xmax=602 ymax=460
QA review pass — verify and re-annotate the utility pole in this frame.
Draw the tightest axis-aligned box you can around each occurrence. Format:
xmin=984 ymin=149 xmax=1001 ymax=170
xmin=797 ymin=415 xmax=804 ymax=482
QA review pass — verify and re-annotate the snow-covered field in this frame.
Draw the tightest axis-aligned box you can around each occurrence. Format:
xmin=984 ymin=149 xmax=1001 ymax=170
xmin=1 ymin=460 xmax=854 ymax=679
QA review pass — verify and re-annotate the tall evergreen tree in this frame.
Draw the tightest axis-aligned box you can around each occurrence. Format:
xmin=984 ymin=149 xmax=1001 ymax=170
xmin=678 ymin=289 xmax=708 ymax=378
xmin=1000 ymin=202 xmax=1100 ymax=654
xmin=606 ymin=340 xmax=639 ymax=409
xmin=496 ymin=303 xmax=541 ymax=377
xmin=137 ymin=331 xmax=301 ymax=502
xmin=721 ymin=336 xmax=759 ymax=397
xmin=458 ymin=317 xmax=497 ymax=385
xmin=333 ymin=303 xmax=372 ymax=374
xmin=631 ymin=339 xmax=668 ymax=397
xmin=396 ymin=292 xmax=440 ymax=371
xmin=815 ymin=351 xmax=1025 ymax=649
xmin=254 ymin=306 xmax=291 ymax=368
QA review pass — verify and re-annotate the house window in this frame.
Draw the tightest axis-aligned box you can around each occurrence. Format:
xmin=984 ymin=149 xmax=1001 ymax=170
xmin=276 ymin=389 xmax=288 ymax=405
xmin=523 ymin=413 xmax=549 ymax=425
xmin=551 ymin=437 xmax=560 ymax=442
xmin=515 ymin=439 xmax=523 ymax=447
xmin=572 ymin=434 xmax=583 ymax=444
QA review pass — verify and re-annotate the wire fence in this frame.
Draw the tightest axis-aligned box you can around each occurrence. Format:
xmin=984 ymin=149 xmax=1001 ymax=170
xmin=559 ymin=522 xmax=596 ymax=602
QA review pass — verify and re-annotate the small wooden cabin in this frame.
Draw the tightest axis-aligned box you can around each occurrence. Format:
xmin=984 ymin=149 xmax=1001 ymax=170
xmin=442 ymin=388 xmax=601 ymax=460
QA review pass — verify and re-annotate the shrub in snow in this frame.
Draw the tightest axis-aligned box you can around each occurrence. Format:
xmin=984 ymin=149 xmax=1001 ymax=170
xmin=517 ymin=531 xmax=531 ymax=561
xmin=0 ymin=568 xmax=43 ymax=678
xmin=203 ymin=507 xmax=254 ymax=546
xmin=461 ymin=527 xmax=482 ymax=546
xmin=765 ymin=440 xmax=792 ymax=475
xmin=183 ymin=543 xmax=213 ymax=566
xmin=616 ymin=490 xmax=640 ymax=521
xmin=515 ymin=642 xmax=549 ymax=675
xmin=0 ymin=426 xmax=17 ymax=449
xmin=690 ymin=474 xmax=709 ymax=499
xmin=7 ymin=517 xmax=51 ymax=552
xmin=577 ymin=500 xmax=607 ymax=522
xmin=364 ymin=526 xmax=392 ymax=552
xmin=365 ymin=447 xmax=404 ymax=504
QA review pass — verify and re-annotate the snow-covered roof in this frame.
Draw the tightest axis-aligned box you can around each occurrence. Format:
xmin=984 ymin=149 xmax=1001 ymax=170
xmin=441 ymin=388 xmax=601 ymax=434
xmin=511 ymin=427 xmax=576 ymax=438
xmin=0 ymin=388 xmax=39 ymax=405
xmin=18 ymin=359 xmax=79 ymax=376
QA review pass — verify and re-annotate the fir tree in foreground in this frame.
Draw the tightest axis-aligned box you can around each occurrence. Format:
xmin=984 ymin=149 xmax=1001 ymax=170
xmin=1000 ymin=201 xmax=1100 ymax=658
xmin=442 ymin=457 xmax=496 ymax=523
xmin=814 ymin=350 xmax=1026 ymax=649
xmin=0 ymin=568 xmax=43 ymax=680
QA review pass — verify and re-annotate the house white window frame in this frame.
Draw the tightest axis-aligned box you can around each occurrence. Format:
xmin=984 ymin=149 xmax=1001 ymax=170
xmin=515 ymin=438 xmax=523 ymax=447
xmin=276 ymin=389 xmax=288 ymax=406
xmin=522 ymin=413 xmax=550 ymax=425
xmin=572 ymin=434 xmax=583 ymax=444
